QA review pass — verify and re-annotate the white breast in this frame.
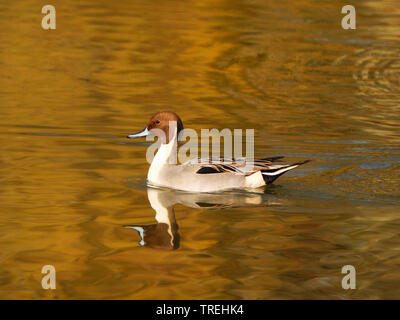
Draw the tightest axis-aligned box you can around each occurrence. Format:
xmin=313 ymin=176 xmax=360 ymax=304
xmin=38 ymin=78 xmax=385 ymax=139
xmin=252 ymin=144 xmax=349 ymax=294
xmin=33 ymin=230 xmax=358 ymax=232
xmin=147 ymin=137 xmax=177 ymax=184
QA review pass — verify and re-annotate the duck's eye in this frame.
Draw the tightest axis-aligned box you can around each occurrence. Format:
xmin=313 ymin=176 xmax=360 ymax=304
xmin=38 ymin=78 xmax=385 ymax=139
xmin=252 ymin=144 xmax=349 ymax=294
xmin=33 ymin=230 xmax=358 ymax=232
xmin=155 ymin=120 xmax=160 ymax=124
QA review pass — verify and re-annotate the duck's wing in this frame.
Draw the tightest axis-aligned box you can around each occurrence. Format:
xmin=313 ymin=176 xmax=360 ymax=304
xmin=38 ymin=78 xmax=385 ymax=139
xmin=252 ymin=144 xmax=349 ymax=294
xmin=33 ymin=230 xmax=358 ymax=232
xmin=186 ymin=156 xmax=289 ymax=175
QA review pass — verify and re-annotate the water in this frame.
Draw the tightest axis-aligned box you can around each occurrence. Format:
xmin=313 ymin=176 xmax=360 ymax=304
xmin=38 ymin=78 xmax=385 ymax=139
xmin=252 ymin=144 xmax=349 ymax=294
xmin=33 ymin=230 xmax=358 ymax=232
xmin=0 ymin=0 xmax=399 ymax=299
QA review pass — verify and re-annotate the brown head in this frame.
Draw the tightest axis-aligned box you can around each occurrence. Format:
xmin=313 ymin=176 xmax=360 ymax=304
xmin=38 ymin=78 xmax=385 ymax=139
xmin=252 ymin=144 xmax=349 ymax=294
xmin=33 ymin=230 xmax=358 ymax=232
xmin=127 ymin=111 xmax=184 ymax=144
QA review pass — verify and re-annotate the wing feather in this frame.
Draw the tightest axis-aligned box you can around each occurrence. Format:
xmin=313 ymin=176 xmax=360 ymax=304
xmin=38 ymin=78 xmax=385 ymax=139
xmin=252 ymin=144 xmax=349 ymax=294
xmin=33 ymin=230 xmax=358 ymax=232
xmin=194 ymin=156 xmax=287 ymax=175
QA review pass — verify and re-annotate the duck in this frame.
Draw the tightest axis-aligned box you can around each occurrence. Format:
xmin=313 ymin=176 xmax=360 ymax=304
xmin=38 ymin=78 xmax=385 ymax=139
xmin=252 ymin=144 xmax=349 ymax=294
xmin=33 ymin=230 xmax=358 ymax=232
xmin=127 ymin=111 xmax=310 ymax=192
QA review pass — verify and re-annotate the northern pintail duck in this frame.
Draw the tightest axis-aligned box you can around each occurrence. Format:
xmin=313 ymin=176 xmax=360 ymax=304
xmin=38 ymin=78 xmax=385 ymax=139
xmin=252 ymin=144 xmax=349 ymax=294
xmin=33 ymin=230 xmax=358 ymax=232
xmin=127 ymin=111 xmax=310 ymax=192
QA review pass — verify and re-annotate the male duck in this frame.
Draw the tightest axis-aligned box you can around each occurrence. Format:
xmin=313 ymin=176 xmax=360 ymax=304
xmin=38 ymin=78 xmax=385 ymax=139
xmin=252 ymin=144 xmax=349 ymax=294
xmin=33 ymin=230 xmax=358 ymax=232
xmin=127 ymin=111 xmax=310 ymax=192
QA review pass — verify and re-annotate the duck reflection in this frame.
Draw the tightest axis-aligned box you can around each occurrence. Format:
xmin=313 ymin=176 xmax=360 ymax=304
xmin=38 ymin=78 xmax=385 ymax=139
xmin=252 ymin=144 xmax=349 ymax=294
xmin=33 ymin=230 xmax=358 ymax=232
xmin=125 ymin=188 xmax=180 ymax=250
xmin=125 ymin=187 xmax=274 ymax=250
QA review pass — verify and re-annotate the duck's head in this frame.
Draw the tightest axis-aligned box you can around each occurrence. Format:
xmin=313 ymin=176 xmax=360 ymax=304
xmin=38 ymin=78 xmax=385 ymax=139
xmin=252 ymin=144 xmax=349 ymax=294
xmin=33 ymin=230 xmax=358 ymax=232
xmin=127 ymin=111 xmax=184 ymax=144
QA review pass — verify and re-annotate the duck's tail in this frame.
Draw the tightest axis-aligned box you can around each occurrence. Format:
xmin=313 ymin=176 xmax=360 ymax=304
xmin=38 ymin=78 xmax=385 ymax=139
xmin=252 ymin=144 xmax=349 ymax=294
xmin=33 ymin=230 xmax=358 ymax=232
xmin=261 ymin=160 xmax=311 ymax=184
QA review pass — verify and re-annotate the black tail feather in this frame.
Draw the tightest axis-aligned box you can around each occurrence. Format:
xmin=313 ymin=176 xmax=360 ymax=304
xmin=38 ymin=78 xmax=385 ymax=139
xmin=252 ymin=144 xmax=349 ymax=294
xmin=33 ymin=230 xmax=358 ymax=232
xmin=261 ymin=160 xmax=311 ymax=184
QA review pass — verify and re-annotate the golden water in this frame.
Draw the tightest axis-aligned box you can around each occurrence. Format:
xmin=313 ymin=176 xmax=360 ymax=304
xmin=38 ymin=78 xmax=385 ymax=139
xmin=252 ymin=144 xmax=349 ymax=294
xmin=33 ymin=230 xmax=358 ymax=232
xmin=0 ymin=0 xmax=399 ymax=299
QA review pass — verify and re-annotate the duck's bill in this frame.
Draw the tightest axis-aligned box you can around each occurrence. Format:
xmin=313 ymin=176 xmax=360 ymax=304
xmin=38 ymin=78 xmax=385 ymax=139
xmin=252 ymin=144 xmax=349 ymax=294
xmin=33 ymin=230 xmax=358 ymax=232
xmin=127 ymin=127 xmax=149 ymax=138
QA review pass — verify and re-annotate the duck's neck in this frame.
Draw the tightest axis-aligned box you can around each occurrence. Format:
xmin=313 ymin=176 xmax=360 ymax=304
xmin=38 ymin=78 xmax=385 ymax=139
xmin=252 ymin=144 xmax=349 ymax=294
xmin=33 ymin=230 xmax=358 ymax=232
xmin=147 ymin=135 xmax=177 ymax=183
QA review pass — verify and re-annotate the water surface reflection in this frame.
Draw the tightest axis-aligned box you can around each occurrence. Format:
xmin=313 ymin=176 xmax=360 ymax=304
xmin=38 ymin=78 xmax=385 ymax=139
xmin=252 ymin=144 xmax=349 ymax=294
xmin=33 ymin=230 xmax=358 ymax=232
xmin=0 ymin=0 xmax=400 ymax=299
xmin=126 ymin=187 xmax=275 ymax=250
